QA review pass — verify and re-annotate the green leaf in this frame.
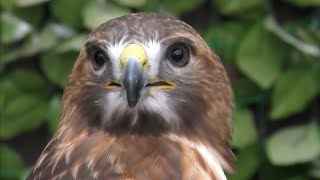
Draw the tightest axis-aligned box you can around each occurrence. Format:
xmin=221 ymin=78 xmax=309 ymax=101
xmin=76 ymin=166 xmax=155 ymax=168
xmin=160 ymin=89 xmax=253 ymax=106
xmin=227 ymin=145 xmax=259 ymax=180
xmin=266 ymin=122 xmax=320 ymax=165
xmin=283 ymin=0 xmax=320 ymax=7
xmin=216 ymin=0 xmax=264 ymax=15
xmin=261 ymin=161 xmax=310 ymax=179
xmin=0 ymin=144 xmax=25 ymax=170
xmin=0 ymin=0 xmax=15 ymax=11
xmin=1 ymin=95 xmax=48 ymax=140
xmin=270 ymin=64 xmax=320 ymax=119
xmin=139 ymin=0 xmax=161 ymax=11
xmin=283 ymin=20 xmax=320 ymax=49
xmin=0 ymin=144 xmax=25 ymax=179
xmin=163 ymin=0 xmax=205 ymax=15
xmin=232 ymin=78 xmax=265 ymax=105
xmin=14 ymin=4 xmax=45 ymax=28
xmin=46 ymin=96 xmax=62 ymax=133
xmin=50 ymin=0 xmax=88 ymax=28
xmin=83 ymin=1 xmax=129 ymax=30
xmin=232 ymin=107 xmax=257 ymax=149
xmin=0 ymin=11 xmax=32 ymax=44
xmin=2 ymin=70 xmax=48 ymax=96
xmin=113 ymin=0 xmax=147 ymax=8
xmin=202 ymin=22 xmax=248 ymax=64
xmin=36 ymin=22 xmax=74 ymax=51
xmin=233 ymin=78 xmax=260 ymax=98
xmin=0 ymin=34 xmax=41 ymax=67
xmin=0 ymin=78 xmax=20 ymax=109
xmin=0 ymin=23 xmax=74 ymax=68
xmin=237 ymin=23 xmax=287 ymax=89
xmin=54 ymin=34 xmax=86 ymax=54
xmin=40 ymin=52 xmax=77 ymax=87
xmin=14 ymin=0 xmax=49 ymax=7
xmin=284 ymin=176 xmax=309 ymax=180
xmin=309 ymin=159 xmax=320 ymax=178
xmin=0 ymin=70 xmax=49 ymax=140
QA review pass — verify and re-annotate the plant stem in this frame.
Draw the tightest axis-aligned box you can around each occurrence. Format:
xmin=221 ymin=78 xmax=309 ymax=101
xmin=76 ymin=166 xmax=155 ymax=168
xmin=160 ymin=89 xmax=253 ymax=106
xmin=264 ymin=16 xmax=320 ymax=58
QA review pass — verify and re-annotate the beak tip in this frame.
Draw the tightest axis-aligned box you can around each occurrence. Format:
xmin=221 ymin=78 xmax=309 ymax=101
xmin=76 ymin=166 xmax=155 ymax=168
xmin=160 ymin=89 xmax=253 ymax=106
xmin=128 ymin=99 xmax=138 ymax=108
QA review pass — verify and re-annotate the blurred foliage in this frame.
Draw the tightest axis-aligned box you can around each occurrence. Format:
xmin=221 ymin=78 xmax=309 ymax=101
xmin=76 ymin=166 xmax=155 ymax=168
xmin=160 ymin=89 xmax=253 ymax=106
xmin=0 ymin=0 xmax=320 ymax=179
xmin=0 ymin=144 xmax=26 ymax=180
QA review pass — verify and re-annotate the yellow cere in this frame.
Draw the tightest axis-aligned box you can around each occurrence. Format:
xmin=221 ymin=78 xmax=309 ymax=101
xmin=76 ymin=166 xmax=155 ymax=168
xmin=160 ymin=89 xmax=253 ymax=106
xmin=120 ymin=44 xmax=149 ymax=71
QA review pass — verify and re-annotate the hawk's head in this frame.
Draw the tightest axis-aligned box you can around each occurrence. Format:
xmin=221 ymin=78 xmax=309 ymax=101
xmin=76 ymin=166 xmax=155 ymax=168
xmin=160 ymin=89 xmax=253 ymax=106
xmin=63 ymin=13 xmax=233 ymax=169
xmin=27 ymin=14 xmax=235 ymax=180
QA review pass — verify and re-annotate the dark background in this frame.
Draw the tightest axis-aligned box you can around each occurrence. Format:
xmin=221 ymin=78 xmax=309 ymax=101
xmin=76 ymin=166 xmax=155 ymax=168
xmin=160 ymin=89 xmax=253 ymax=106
xmin=1 ymin=0 xmax=320 ymax=179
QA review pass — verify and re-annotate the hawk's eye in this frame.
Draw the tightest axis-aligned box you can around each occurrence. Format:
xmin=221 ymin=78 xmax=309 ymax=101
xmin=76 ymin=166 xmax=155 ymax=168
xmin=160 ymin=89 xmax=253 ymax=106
xmin=92 ymin=51 xmax=107 ymax=70
xmin=167 ymin=44 xmax=189 ymax=67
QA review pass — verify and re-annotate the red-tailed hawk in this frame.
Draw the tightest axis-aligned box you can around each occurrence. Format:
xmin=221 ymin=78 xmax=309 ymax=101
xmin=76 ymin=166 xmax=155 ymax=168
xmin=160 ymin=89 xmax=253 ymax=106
xmin=27 ymin=13 xmax=234 ymax=180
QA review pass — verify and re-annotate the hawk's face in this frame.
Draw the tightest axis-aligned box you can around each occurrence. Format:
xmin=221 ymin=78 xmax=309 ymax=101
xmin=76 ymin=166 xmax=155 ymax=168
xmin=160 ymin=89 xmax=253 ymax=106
xmin=66 ymin=13 xmax=232 ymax=138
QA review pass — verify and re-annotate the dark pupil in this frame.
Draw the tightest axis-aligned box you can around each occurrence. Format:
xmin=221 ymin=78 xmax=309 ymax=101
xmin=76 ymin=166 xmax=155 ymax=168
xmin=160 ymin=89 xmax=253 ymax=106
xmin=171 ymin=49 xmax=183 ymax=61
xmin=94 ymin=52 xmax=105 ymax=66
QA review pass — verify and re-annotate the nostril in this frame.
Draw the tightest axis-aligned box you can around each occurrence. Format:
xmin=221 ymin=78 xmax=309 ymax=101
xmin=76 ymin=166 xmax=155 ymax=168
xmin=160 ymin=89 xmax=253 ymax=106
xmin=142 ymin=60 xmax=148 ymax=68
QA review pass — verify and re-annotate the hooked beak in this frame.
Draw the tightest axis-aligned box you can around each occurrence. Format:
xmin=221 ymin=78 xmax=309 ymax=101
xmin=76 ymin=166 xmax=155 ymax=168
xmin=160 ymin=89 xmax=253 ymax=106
xmin=103 ymin=44 xmax=175 ymax=108
xmin=121 ymin=57 xmax=148 ymax=107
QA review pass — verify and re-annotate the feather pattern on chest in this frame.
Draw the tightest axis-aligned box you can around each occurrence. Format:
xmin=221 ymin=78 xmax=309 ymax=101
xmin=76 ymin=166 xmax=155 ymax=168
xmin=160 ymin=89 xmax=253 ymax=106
xmin=29 ymin=131 xmax=227 ymax=180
